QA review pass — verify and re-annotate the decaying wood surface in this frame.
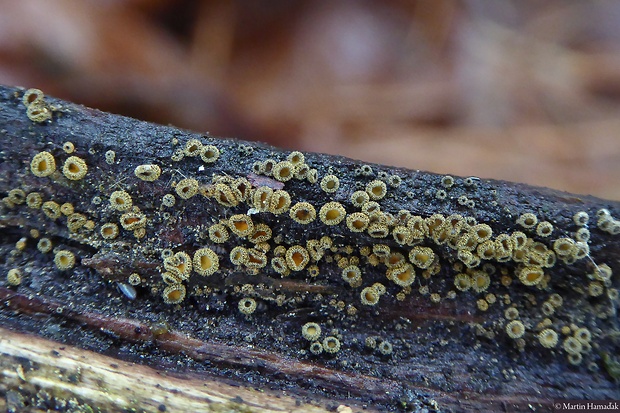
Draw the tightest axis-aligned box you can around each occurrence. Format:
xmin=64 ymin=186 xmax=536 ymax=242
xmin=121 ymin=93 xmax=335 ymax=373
xmin=0 ymin=85 xmax=619 ymax=412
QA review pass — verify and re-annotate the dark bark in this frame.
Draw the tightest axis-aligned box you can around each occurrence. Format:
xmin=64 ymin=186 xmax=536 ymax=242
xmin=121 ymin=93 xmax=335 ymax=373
xmin=0 ymin=85 xmax=618 ymax=412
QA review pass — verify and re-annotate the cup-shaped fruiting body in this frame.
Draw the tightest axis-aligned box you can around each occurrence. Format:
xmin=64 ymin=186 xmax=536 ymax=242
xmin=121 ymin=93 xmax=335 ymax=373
xmin=309 ymin=341 xmax=323 ymax=355
xmin=367 ymin=223 xmax=389 ymax=239
xmin=193 ymin=248 xmax=219 ymax=276
xmin=62 ymin=156 xmax=88 ymax=180
xmin=134 ymin=164 xmax=161 ymax=182
xmin=350 ymin=191 xmax=370 ymax=208
xmin=563 ymin=337 xmax=582 ymax=355
xmin=320 ymin=175 xmax=340 ymax=193
xmin=162 ymin=194 xmax=176 ymax=208
xmin=360 ymin=286 xmax=380 ymax=306
xmin=37 ymin=238 xmax=53 ymax=253
xmin=517 ymin=213 xmax=538 ymax=229
xmin=378 ymin=340 xmax=393 ymax=355
xmin=290 ymin=202 xmax=316 ymax=224
xmin=504 ymin=307 xmax=519 ymax=320
xmin=319 ymin=202 xmax=346 ymax=226
xmin=184 ymin=139 xmax=203 ymax=157
xmin=163 ymin=284 xmax=186 ymax=304
xmin=454 ymin=273 xmax=471 ymax=291
xmin=7 ymin=189 xmax=25 ymax=205
xmin=366 ymin=180 xmax=387 ymax=201
xmin=119 ymin=212 xmax=146 ymax=231
xmin=302 ymin=322 xmax=321 ymax=341
xmin=252 ymin=186 xmax=273 ymax=211
xmin=67 ymin=213 xmax=87 ymax=232
xmin=211 ymin=183 xmax=239 ymax=207
xmin=441 ymin=175 xmax=455 ymax=188
xmin=285 ymin=245 xmax=310 ymax=272
xmin=408 ymin=246 xmax=435 ymax=270
xmin=536 ymin=221 xmax=553 ymax=237
xmin=322 ymin=336 xmax=341 ymax=354
xmin=54 ymin=250 xmax=76 ymax=270
xmin=388 ymin=263 xmax=416 ymax=287
xmin=287 ymin=151 xmax=305 ymax=165
xmin=208 ymin=223 xmax=229 ymax=243
xmin=505 ymin=320 xmax=525 ymax=339
xmin=574 ymin=328 xmax=591 ymax=345
xmin=346 ymin=212 xmax=369 ymax=233
xmin=7 ymin=269 xmax=22 ymax=286
xmin=109 ymin=190 xmax=133 ymax=211
xmin=27 ymin=102 xmax=52 ymax=123
xmin=272 ymin=161 xmax=294 ymax=182
xmin=175 ymin=178 xmax=199 ymax=199
xmin=229 ymin=246 xmax=249 ymax=266
xmin=518 ymin=266 xmax=544 ymax=286
xmin=267 ymin=190 xmax=290 ymax=215
xmin=471 ymin=271 xmax=491 ymax=293
xmin=228 ymin=214 xmax=254 ymax=238
xmin=248 ymin=223 xmax=272 ymax=244
xmin=200 ymin=145 xmax=220 ymax=163
xmin=26 ymin=192 xmax=43 ymax=209
xmin=104 ymin=150 xmax=116 ymax=165
xmin=573 ymin=211 xmax=589 ymax=226
xmin=238 ymin=297 xmax=257 ymax=315
xmin=128 ymin=273 xmax=141 ymax=286
xmin=392 ymin=226 xmax=412 ymax=245
xmin=30 ymin=151 xmax=56 ymax=177
xmin=553 ymin=238 xmax=576 ymax=258
xmin=164 ymin=252 xmax=192 ymax=280
xmin=246 ymin=248 xmax=268 ymax=269
xmin=341 ymin=265 xmax=362 ymax=286
xmin=42 ymin=201 xmax=61 ymax=220
xmin=22 ymin=88 xmax=45 ymax=106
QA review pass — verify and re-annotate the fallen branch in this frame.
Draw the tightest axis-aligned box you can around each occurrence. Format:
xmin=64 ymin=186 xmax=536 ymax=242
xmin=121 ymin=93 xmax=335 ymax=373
xmin=0 ymin=85 xmax=618 ymax=412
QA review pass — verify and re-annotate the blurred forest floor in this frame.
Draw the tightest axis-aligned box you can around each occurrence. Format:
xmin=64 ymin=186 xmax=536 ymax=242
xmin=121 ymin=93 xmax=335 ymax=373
xmin=1 ymin=0 xmax=619 ymax=200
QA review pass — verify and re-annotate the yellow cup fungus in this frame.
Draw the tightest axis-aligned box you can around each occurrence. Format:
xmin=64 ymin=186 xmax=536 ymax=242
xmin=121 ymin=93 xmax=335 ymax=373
xmin=208 ymin=223 xmax=229 ymax=243
xmin=538 ymin=329 xmax=558 ymax=348
xmin=163 ymin=284 xmax=186 ymax=304
xmin=302 ymin=322 xmax=321 ymax=341
xmin=536 ymin=221 xmax=554 ymax=237
xmin=164 ymin=252 xmax=192 ymax=280
xmin=518 ymin=266 xmax=544 ymax=286
xmin=193 ymin=248 xmax=219 ymax=276
xmin=346 ymin=212 xmax=369 ymax=233
xmin=366 ymin=180 xmax=387 ymax=201
xmin=228 ymin=214 xmax=255 ymax=238
xmin=175 ymin=178 xmax=199 ymax=199
xmin=287 ymin=151 xmax=305 ymax=165
xmin=290 ymin=202 xmax=316 ymax=224
xmin=505 ymin=320 xmax=525 ymax=339
xmin=285 ymin=245 xmax=310 ymax=271
xmin=238 ymin=297 xmax=257 ymax=315
xmin=184 ymin=139 xmax=203 ymax=157
xmin=200 ymin=145 xmax=220 ymax=163
xmin=30 ymin=151 xmax=56 ymax=177
xmin=272 ymin=161 xmax=294 ymax=182
xmin=109 ymin=190 xmax=133 ymax=211
xmin=134 ymin=164 xmax=162 ymax=182
xmin=54 ymin=250 xmax=76 ymax=270
xmin=320 ymin=175 xmax=340 ymax=193
xmin=37 ymin=238 xmax=53 ymax=253
xmin=62 ymin=156 xmax=88 ymax=180
xmin=229 ymin=246 xmax=249 ymax=266
xmin=119 ymin=212 xmax=146 ymax=231
xmin=322 ymin=336 xmax=341 ymax=354
xmin=388 ymin=263 xmax=416 ymax=287
xmin=7 ymin=269 xmax=22 ymax=286
xmin=269 ymin=190 xmax=291 ymax=214
xmin=360 ymin=286 xmax=380 ymax=306
xmin=341 ymin=265 xmax=362 ymax=286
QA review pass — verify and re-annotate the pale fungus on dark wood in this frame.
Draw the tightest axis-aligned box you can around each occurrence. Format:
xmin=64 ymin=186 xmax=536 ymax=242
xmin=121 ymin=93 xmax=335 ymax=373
xmin=0 ymin=85 xmax=619 ymax=412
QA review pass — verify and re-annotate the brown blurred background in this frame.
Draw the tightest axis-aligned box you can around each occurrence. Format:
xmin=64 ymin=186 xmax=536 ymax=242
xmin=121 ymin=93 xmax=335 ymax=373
xmin=1 ymin=0 xmax=619 ymax=199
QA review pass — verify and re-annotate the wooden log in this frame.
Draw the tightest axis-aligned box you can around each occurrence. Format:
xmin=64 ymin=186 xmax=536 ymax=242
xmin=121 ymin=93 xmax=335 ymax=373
xmin=0 ymin=85 xmax=618 ymax=412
